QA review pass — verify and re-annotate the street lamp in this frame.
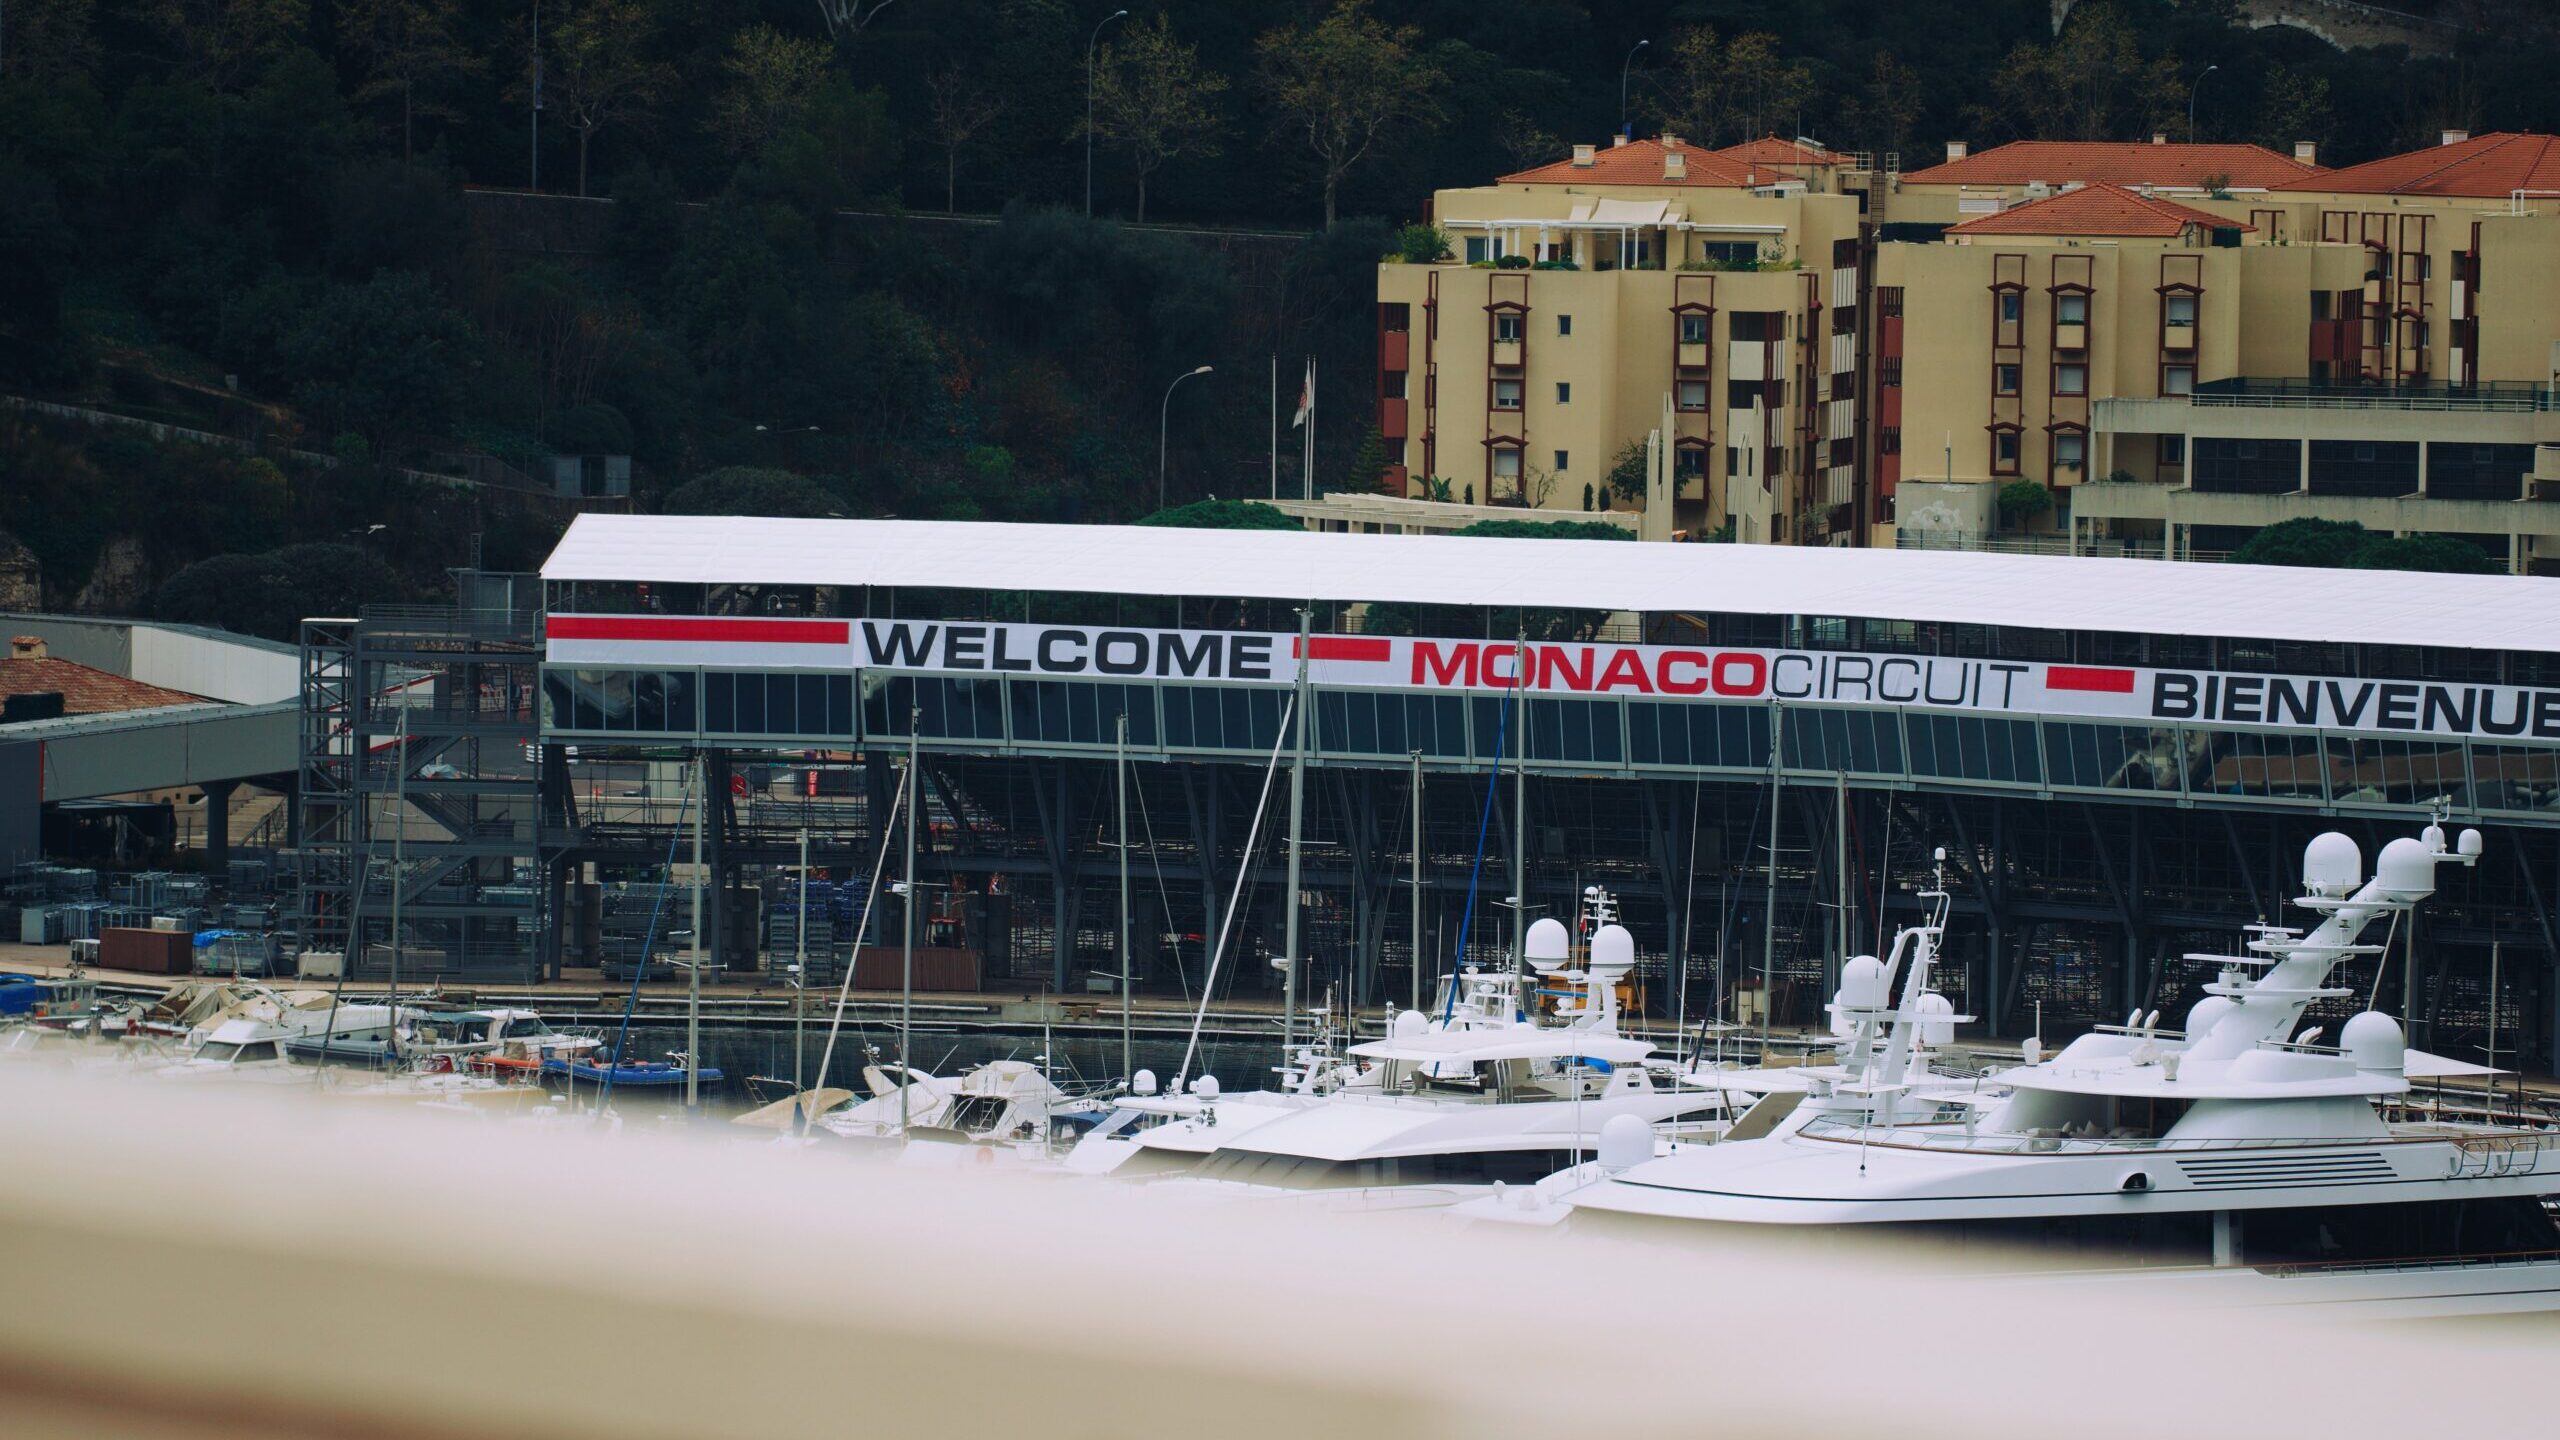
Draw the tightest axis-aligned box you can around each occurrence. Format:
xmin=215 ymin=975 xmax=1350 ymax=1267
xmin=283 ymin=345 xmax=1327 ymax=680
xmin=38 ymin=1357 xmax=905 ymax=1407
xmin=1158 ymin=365 xmax=1212 ymax=511
xmin=1086 ymin=8 xmax=1129 ymax=218
xmin=2188 ymin=64 xmax=2219 ymax=142
xmin=1620 ymin=39 xmax=1650 ymax=139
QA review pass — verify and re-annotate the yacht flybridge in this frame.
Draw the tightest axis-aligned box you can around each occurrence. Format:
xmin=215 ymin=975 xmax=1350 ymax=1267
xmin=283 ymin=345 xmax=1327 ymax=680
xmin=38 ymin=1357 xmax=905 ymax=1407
xmin=1565 ymin=814 xmax=2560 ymax=1313
xmin=1163 ymin=912 xmax=1735 ymax=1209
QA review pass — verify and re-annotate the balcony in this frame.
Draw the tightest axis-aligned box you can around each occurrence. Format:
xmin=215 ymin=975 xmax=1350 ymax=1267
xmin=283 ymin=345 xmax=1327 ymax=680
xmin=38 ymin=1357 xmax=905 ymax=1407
xmin=1380 ymin=397 xmax=1408 ymax=440
xmin=2192 ymin=377 xmax=2559 ymax=412
xmin=2053 ymin=322 xmax=2088 ymax=351
xmin=1676 ymin=340 xmax=1710 ymax=370
xmin=1380 ymin=330 xmax=1411 ymax=371
xmin=1490 ymin=338 xmax=1524 ymax=369
xmin=2162 ymin=319 xmax=2196 ymax=352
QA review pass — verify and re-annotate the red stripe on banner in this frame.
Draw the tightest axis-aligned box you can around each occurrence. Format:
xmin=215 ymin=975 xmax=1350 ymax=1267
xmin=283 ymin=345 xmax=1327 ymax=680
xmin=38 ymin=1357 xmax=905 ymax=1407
xmin=548 ymin=615 xmax=849 ymax=645
xmin=1296 ymin=636 xmax=1393 ymax=663
xmin=2047 ymin=665 xmax=2136 ymax=694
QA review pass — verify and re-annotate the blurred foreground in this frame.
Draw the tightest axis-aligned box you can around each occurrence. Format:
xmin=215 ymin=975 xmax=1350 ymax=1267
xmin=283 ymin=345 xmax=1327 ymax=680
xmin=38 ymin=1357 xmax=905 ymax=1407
xmin=0 ymin=1063 xmax=2547 ymax=1440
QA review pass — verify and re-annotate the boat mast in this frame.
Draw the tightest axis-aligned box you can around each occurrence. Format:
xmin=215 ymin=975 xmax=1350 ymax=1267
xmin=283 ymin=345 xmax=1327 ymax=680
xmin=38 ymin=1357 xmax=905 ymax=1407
xmin=387 ymin=701 xmax=407 ymax=1069
xmin=899 ymin=704 xmax=919 ymax=1135
xmin=1761 ymin=699 xmax=1782 ymax=1045
xmin=1116 ymin=711 xmax=1132 ymax=1083
xmin=1408 ymin=749 xmax=1423 ymax=1013
xmin=686 ymin=750 xmax=703 ymax=1112
xmin=794 ymin=823 xmax=809 ymax=1096
xmin=1510 ymin=628 xmax=1528 ymax=1004
xmin=1281 ymin=607 xmax=1311 ymax=1064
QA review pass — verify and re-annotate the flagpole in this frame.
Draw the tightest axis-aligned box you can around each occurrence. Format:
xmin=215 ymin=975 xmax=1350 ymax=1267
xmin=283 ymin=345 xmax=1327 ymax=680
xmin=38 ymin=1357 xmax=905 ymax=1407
xmin=1303 ymin=356 xmax=1316 ymax=500
xmin=1269 ymin=353 xmax=1278 ymax=500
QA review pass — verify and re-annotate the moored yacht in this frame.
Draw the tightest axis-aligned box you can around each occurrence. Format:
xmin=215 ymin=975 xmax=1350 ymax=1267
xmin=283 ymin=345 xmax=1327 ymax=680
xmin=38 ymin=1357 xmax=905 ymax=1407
xmin=1565 ymin=814 xmax=2560 ymax=1317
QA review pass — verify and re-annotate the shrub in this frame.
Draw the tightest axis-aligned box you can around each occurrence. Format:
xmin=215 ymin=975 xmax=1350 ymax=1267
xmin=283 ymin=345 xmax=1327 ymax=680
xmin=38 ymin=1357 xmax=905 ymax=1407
xmin=1390 ymin=222 xmax=1451 ymax=264
xmin=1135 ymin=499 xmax=1303 ymax=531
xmin=1493 ymin=254 xmax=1530 ymax=270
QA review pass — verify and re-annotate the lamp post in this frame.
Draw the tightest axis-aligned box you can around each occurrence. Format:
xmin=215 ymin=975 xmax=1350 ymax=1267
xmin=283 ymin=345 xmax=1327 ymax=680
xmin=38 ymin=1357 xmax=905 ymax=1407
xmin=2188 ymin=64 xmax=2218 ymax=142
xmin=1158 ymin=365 xmax=1212 ymax=510
xmin=1620 ymin=39 xmax=1649 ymax=139
xmin=1086 ymin=8 xmax=1129 ymax=218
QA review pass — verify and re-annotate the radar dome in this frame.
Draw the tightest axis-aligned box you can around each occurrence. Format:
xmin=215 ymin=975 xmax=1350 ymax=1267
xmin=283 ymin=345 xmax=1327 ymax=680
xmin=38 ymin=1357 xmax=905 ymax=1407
xmin=1836 ymin=955 xmax=1889 ymax=1010
xmin=2301 ymin=832 xmax=2362 ymax=897
xmin=1392 ymin=1008 xmax=1428 ymax=1039
xmin=1526 ymin=917 xmax=1571 ymax=972
xmin=1131 ymin=1068 xmax=1158 ymax=1096
xmin=2375 ymin=836 xmax=2438 ymax=902
xmin=2459 ymin=828 xmax=2484 ymax=858
xmin=2183 ymin=995 xmax=2237 ymax=1040
xmin=1915 ymin=992 xmax=1956 ymax=1047
xmin=1588 ymin=924 xmax=1636 ymax=976
xmin=1191 ymin=1074 xmax=1220 ymax=1099
xmin=1597 ymin=1114 xmax=1653 ymax=1171
xmin=2341 ymin=1010 xmax=2406 ymax=1074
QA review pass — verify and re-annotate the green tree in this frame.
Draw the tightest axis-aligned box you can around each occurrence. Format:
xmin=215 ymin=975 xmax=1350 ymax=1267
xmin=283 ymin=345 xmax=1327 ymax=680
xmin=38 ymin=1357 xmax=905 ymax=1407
xmin=2253 ymin=64 xmax=2332 ymax=155
xmin=1344 ymin=425 xmax=1390 ymax=494
xmin=338 ymin=0 xmax=481 ymax=168
xmin=1451 ymin=519 xmax=1631 ymax=541
xmin=712 ymin=23 xmax=834 ymax=156
xmin=2349 ymin=534 xmax=2501 ymax=575
xmin=1136 ymin=499 xmax=1303 ymax=531
xmin=1256 ymin=0 xmax=1445 ymax=229
xmin=144 ymin=0 xmax=307 ymax=92
xmin=0 ymin=0 xmax=102 ymax=81
xmin=282 ymin=271 xmax=476 ymax=451
xmin=1653 ymin=27 xmax=1812 ymax=145
xmin=1996 ymin=479 xmax=2052 ymax=528
xmin=662 ymin=466 xmax=845 ymax=517
xmin=1853 ymin=50 xmax=1924 ymax=160
xmin=1389 ymin=222 xmax=1449 ymax=263
xmin=547 ymin=0 xmax=672 ymax=197
xmin=153 ymin=542 xmax=404 ymax=640
xmin=2229 ymin=517 xmax=2370 ymax=568
xmin=1980 ymin=2 xmax=2181 ymax=142
xmin=1085 ymin=13 xmax=1226 ymax=223
xmin=1603 ymin=440 xmax=1648 ymax=505
xmin=924 ymin=65 xmax=1004 ymax=214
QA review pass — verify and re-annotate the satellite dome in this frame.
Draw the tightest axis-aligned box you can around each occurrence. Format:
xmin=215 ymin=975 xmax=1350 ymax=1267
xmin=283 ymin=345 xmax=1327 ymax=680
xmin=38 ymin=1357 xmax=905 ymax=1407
xmin=1392 ymin=1008 xmax=1428 ymax=1039
xmin=1191 ymin=1074 xmax=1220 ymax=1099
xmin=2301 ymin=832 xmax=2361 ymax=897
xmin=2375 ymin=836 xmax=2437 ymax=902
xmin=1588 ymin=924 xmax=1636 ymax=975
xmin=1836 ymin=955 xmax=1889 ymax=1010
xmin=1597 ymin=1113 xmax=1653 ymax=1171
xmin=2184 ymin=995 xmax=2237 ymax=1040
xmin=1526 ymin=917 xmax=1571 ymax=972
xmin=1131 ymin=1068 xmax=1158 ymax=1096
xmin=1914 ymin=992 xmax=1956 ymax=1046
xmin=2341 ymin=1011 xmax=2406 ymax=1074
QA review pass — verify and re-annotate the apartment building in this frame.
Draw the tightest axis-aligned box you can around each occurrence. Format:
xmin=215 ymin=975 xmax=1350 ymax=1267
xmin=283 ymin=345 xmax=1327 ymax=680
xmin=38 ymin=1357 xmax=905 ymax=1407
xmin=1364 ymin=131 xmax=2560 ymax=570
xmin=1371 ymin=135 xmax=1873 ymax=543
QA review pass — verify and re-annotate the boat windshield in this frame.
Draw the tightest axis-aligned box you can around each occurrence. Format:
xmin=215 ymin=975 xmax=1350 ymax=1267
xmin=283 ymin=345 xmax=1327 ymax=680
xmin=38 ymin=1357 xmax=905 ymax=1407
xmin=950 ymin=1095 xmax=1024 ymax=1134
xmin=1195 ymin=1147 xmax=1584 ymax=1190
xmin=197 ymin=1040 xmax=278 ymax=1064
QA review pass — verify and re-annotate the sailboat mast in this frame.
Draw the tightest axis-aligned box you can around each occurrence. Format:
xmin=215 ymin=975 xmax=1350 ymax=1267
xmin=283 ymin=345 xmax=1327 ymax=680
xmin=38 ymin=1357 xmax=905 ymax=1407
xmin=1762 ymin=700 xmax=1782 ymax=1043
xmin=1116 ymin=711 xmax=1132 ymax=1083
xmin=387 ymin=702 xmax=407 ymax=1068
xmin=1282 ymin=608 xmax=1311 ymax=1063
xmin=899 ymin=706 xmax=919 ymax=1134
xmin=686 ymin=751 xmax=703 ymax=1112
xmin=1510 ymin=629 xmax=1528 ymax=1000
xmin=1409 ymin=749 xmax=1423 ymax=1013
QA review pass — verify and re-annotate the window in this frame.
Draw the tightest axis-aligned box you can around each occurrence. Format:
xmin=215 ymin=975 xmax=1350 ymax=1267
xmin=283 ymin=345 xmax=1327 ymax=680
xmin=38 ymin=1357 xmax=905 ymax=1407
xmin=2057 ymin=292 xmax=2090 ymax=326
xmin=1880 ymin=427 xmax=1901 ymax=455
xmin=1994 ymin=363 xmax=2021 ymax=395
xmin=1492 ymin=448 xmax=1522 ymax=479
xmin=2161 ymin=435 xmax=2187 ymax=465
xmin=1557 ymin=314 xmax=1573 ymax=336
xmin=2165 ymin=294 xmax=2198 ymax=327
xmin=1727 ymin=379 xmax=1759 ymax=409
xmin=1677 ymin=379 xmax=1709 ymax=411
xmin=1465 ymin=237 xmax=1489 ymax=264
xmin=1382 ymin=303 xmax=1410 ymax=332
xmin=1494 ymin=313 xmax=1523 ymax=343
xmin=1383 ymin=370 xmax=1407 ymax=399
xmin=1493 ymin=379 xmax=1523 ymax=410
xmin=1679 ymin=313 xmax=1710 ymax=344
xmin=1997 ymin=292 xmax=2023 ymax=323
xmin=1555 ymin=382 xmax=1571 ymax=404
xmin=2163 ymin=364 xmax=2194 ymax=396
xmin=1879 ymin=357 xmax=1903 ymax=387
xmin=1675 ymin=446 xmax=1706 ymax=477
xmin=2055 ymin=364 xmax=2088 ymax=396
xmin=2054 ymin=432 xmax=2087 ymax=470
xmin=1553 ymin=449 xmax=1569 ymax=472
xmin=1729 ymin=312 xmax=1773 ymax=342
xmin=1993 ymin=429 xmax=2021 ymax=474
xmin=1878 ymin=286 xmax=1904 ymax=317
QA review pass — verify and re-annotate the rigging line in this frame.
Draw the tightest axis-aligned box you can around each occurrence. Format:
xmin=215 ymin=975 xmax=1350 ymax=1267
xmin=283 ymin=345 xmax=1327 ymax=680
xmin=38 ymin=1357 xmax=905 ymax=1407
xmin=1174 ymin=692 xmax=1297 ymax=1091
xmin=812 ymin=755 xmax=915 ymax=1098
xmin=1445 ymin=680 xmax=1517 ymax=1025
xmin=598 ymin=768 xmax=698 ymax=1114
xmin=1128 ymin=764 xmax=1189 ymax=1003
xmin=1675 ymin=778 xmax=1701 ymax=1061
xmin=2365 ymin=905 xmax=2406 ymax=1014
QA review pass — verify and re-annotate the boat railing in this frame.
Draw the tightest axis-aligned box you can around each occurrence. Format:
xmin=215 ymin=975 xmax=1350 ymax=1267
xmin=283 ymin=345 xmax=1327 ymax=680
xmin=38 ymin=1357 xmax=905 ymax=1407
xmin=1797 ymin=1116 xmax=2560 ymax=1159
xmin=2257 ymin=1247 xmax=2560 ymax=1281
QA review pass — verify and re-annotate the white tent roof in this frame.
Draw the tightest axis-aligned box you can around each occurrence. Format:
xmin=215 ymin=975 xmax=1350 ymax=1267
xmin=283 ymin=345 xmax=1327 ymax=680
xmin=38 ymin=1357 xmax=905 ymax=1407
xmin=540 ymin=516 xmax=2560 ymax=655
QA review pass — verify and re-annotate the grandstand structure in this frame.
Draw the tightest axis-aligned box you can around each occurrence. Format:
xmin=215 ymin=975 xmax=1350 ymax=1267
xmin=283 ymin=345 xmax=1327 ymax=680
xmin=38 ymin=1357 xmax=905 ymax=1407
xmin=515 ymin=515 xmax=2560 ymax=1069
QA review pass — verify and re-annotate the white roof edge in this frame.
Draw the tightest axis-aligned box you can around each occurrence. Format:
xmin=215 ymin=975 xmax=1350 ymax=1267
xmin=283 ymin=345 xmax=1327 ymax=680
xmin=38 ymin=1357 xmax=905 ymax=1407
xmin=538 ymin=516 xmax=2560 ymax=655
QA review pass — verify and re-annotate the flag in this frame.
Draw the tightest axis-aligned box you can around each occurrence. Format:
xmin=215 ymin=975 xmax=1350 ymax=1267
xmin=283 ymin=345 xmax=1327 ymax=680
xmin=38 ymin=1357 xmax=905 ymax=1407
xmin=1290 ymin=359 xmax=1312 ymax=429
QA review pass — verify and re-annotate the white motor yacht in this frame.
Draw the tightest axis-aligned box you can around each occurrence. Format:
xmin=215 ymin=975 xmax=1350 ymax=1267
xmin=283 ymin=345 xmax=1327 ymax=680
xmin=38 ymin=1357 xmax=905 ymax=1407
xmin=1155 ymin=919 xmax=1735 ymax=1211
xmin=1564 ymin=814 xmax=2560 ymax=1318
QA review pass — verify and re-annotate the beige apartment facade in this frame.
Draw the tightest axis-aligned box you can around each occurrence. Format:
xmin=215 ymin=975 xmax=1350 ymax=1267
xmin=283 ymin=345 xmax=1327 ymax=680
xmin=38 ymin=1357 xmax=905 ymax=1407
xmin=1362 ymin=131 xmax=2560 ymax=569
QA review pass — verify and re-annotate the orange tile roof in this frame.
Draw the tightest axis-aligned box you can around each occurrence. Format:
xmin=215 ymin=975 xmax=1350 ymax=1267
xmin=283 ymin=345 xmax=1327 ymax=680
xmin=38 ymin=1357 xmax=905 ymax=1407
xmin=0 ymin=657 xmax=205 ymax=717
xmin=1500 ymin=137 xmax=1758 ymax=188
xmin=1946 ymin=183 xmax=2254 ymax=238
xmin=1714 ymin=135 xmax=1841 ymax=167
xmin=2272 ymin=132 xmax=2560 ymax=197
xmin=1902 ymin=140 xmax=2318 ymax=190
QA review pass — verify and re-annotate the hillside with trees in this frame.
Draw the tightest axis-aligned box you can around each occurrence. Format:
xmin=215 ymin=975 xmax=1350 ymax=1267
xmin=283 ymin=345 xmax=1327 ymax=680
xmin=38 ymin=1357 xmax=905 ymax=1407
xmin=2 ymin=1 xmax=2555 ymax=633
